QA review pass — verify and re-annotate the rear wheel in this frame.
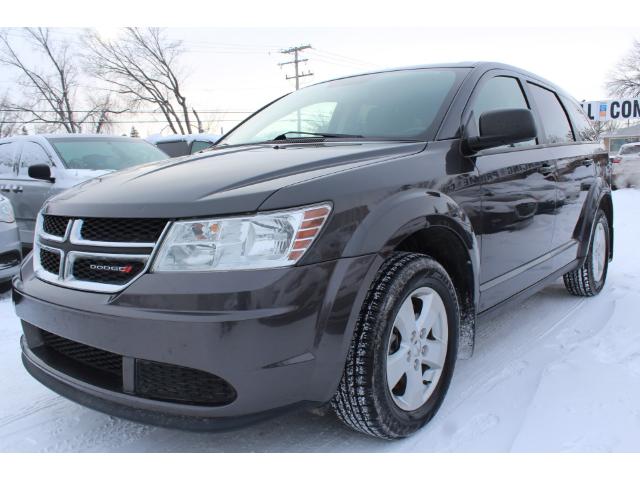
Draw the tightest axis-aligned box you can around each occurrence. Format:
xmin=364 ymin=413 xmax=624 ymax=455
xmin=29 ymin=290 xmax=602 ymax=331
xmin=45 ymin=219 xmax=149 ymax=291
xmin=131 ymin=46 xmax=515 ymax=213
xmin=332 ymin=252 xmax=459 ymax=439
xmin=563 ymin=210 xmax=610 ymax=297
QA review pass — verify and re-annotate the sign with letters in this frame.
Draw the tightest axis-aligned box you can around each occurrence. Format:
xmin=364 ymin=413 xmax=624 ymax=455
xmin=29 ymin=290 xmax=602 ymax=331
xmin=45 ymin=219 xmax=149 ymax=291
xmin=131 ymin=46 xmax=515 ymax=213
xmin=582 ymin=99 xmax=640 ymax=122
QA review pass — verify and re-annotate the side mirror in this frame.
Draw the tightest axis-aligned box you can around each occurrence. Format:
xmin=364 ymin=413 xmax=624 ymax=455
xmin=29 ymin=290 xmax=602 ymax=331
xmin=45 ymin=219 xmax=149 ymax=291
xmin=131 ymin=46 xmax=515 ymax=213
xmin=464 ymin=108 xmax=537 ymax=153
xmin=28 ymin=164 xmax=54 ymax=182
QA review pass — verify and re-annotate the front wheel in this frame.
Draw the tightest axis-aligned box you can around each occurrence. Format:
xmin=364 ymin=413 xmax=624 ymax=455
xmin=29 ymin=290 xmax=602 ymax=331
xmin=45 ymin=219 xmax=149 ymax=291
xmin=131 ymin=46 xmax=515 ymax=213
xmin=332 ymin=252 xmax=459 ymax=439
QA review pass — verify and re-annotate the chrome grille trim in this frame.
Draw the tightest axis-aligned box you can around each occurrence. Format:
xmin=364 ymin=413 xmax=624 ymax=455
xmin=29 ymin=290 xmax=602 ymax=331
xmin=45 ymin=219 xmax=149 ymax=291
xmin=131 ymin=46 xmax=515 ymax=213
xmin=37 ymin=214 xmax=72 ymax=243
xmin=34 ymin=214 xmax=172 ymax=294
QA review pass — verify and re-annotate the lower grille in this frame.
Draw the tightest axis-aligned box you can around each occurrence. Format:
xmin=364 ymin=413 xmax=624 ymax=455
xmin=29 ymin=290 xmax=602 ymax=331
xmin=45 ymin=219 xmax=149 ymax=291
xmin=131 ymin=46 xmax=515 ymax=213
xmin=40 ymin=249 xmax=61 ymax=275
xmin=40 ymin=330 xmax=123 ymax=377
xmin=136 ymin=360 xmax=237 ymax=406
xmin=72 ymin=257 xmax=146 ymax=285
xmin=33 ymin=329 xmax=236 ymax=407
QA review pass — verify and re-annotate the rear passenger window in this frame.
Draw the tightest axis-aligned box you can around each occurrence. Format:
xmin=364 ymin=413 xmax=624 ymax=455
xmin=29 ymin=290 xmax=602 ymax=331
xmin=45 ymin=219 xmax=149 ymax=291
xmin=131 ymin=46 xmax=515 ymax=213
xmin=527 ymin=83 xmax=574 ymax=144
xmin=0 ymin=142 xmax=17 ymax=176
xmin=470 ymin=76 xmax=535 ymax=147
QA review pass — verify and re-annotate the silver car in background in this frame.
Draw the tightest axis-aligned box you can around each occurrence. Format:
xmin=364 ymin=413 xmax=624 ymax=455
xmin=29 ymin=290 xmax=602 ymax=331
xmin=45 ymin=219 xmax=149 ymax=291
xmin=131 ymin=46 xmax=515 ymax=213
xmin=0 ymin=194 xmax=21 ymax=290
xmin=612 ymin=142 xmax=640 ymax=189
xmin=0 ymin=134 xmax=168 ymax=248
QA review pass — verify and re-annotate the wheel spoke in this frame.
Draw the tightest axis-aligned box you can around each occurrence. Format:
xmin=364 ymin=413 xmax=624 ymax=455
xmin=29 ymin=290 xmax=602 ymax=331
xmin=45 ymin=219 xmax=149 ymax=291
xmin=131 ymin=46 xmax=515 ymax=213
xmin=399 ymin=367 xmax=425 ymax=410
xmin=423 ymin=338 xmax=446 ymax=370
xmin=386 ymin=345 xmax=409 ymax=388
xmin=415 ymin=292 xmax=434 ymax=332
xmin=395 ymin=296 xmax=417 ymax=339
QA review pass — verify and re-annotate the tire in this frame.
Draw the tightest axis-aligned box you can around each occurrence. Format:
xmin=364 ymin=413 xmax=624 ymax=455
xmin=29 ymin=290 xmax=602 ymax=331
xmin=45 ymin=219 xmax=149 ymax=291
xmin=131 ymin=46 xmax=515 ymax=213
xmin=563 ymin=209 xmax=610 ymax=297
xmin=331 ymin=252 xmax=459 ymax=439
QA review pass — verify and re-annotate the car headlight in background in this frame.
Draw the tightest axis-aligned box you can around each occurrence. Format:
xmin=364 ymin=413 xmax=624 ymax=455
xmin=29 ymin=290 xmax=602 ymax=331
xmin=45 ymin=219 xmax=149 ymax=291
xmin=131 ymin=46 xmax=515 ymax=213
xmin=0 ymin=197 xmax=15 ymax=223
xmin=152 ymin=203 xmax=332 ymax=271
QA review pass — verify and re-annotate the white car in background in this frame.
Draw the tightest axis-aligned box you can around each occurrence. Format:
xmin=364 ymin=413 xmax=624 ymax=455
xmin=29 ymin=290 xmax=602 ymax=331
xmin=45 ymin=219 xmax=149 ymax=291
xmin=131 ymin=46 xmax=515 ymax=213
xmin=147 ymin=133 xmax=221 ymax=157
xmin=612 ymin=142 xmax=640 ymax=189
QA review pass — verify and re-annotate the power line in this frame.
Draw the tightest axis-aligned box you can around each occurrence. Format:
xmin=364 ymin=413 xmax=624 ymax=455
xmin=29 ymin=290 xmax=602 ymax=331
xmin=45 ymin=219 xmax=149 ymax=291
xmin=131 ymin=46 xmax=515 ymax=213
xmin=278 ymin=45 xmax=314 ymax=90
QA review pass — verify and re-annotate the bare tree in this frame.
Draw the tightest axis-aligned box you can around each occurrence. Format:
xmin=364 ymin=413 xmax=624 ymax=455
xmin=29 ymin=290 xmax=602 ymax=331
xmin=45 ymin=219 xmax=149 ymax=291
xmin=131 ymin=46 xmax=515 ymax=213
xmin=0 ymin=28 xmax=126 ymax=133
xmin=0 ymin=92 xmax=23 ymax=137
xmin=607 ymin=39 xmax=640 ymax=97
xmin=84 ymin=28 xmax=200 ymax=135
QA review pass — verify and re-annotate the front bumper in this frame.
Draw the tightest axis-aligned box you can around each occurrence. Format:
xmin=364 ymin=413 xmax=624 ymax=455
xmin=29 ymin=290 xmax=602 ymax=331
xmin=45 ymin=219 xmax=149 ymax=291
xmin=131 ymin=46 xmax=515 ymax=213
xmin=14 ymin=253 xmax=380 ymax=429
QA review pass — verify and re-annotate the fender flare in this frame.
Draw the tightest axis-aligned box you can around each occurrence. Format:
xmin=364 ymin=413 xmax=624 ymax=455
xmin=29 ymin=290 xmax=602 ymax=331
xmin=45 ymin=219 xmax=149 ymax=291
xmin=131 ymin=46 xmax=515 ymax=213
xmin=342 ymin=189 xmax=481 ymax=358
xmin=574 ymin=177 xmax=613 ymax=260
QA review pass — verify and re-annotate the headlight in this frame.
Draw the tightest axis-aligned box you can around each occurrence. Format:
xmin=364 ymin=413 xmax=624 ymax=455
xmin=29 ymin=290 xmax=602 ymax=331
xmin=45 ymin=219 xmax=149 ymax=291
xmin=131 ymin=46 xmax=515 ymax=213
xmin=0 ymin=197 xmax=15 ymax=223
xmin=152 ymin=203 xmax=331 ymax=271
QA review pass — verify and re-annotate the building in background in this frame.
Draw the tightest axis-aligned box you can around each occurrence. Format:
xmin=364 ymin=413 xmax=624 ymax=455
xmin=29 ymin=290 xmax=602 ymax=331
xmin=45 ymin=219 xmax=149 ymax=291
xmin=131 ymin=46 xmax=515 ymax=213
xmin=602 ymin=124 xmax=640 ymax=156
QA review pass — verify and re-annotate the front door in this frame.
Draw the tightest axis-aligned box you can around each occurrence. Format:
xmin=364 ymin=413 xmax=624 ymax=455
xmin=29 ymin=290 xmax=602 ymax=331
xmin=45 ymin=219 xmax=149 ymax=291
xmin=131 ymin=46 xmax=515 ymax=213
xmin=13 ymin=141 xmax=55 ymax=246
xmin=464 ymin=74 xmax=558 ymax=310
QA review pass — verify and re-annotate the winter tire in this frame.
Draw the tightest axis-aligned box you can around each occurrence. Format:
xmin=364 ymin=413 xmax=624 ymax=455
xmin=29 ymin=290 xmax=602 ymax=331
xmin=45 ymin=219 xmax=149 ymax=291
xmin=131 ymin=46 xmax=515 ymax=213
xmin=563 ymin=209 xmax=610 ymax=297
xmin=332 ymin=252 xmax=459 ymax=439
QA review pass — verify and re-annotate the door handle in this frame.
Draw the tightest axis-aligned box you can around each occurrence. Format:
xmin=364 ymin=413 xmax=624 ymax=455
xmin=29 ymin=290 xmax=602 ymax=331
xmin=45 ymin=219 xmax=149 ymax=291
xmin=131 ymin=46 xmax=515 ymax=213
xmin=13 ymin=186 xmax=23 ymax=193
xmin=582 ymin=158 xmax=593 ymax=167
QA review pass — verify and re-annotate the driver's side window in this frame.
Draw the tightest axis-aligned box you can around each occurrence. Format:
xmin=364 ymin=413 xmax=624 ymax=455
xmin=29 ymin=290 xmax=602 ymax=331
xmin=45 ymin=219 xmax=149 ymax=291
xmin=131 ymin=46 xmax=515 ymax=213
xmin=19 ymin=142 xmax=51 ymax=177
xmin=470 ymin=76 xmax=536 ymax=147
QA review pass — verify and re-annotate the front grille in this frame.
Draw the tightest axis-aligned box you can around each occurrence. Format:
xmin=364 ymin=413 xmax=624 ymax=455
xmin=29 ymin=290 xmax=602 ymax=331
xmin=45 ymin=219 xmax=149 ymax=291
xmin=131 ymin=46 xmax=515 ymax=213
xmin=40 ymin=249 xmax=61 ymax=275
xmin=0 ymin=249 xmax=21 ymax=269
xmin=72 ymin=257 xmax=146 ymax=285
xmin=136 ymin=360 xmax=237 ymax=406
xmin=42 ymin=215 xmax=70 ymax=237
xmin=40 ymin=330 xmax=123 ymax=377
xmin=80 ymin=218 xmax=167 ymax=243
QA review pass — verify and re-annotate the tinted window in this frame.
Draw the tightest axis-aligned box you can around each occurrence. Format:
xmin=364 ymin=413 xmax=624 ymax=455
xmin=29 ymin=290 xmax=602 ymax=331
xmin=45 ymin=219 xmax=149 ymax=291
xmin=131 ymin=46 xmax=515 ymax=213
xmin=222 ymin=68 xmax=468 ymax=145
xmin=48 ymin=138 xmax=168 ymax=170
xmin=0 ymin=142 xmax=17 ymax=176
xmin=470 ymin=76 xmax=535 ymax=147
xmin=190 ymin=140 xmax=213 ymax=154
xmin=156 ymin=141 xmax=189 ymax=157
xmin=19 ymin=142 xmax=51 ymax=176
xmin=528 ymin=83 xmax=574 ymax=144
xmin=562 ymin=97 xmax=596 ymax=141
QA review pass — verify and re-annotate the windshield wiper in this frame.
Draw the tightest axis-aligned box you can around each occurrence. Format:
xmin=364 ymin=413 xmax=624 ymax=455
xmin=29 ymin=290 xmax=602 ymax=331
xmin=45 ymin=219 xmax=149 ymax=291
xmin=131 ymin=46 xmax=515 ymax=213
xmin=272 ymin=131 xmax=363 ymax=141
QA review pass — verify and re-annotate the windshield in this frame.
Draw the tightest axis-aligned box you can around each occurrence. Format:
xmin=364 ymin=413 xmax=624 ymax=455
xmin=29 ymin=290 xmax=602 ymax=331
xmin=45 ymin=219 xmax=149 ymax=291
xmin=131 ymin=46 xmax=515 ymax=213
xmin=619 ymin=144 xmax=640 ymax=155
xmin=48 ymin=137 xmax=168 ymax=170
xmin=222 ymin=68 xmax=468 ymax=146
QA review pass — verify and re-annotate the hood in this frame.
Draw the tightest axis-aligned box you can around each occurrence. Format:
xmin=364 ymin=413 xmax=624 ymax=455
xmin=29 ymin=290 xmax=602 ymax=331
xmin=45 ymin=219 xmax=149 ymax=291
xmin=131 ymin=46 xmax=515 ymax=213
xmin=44 ymin=141 xmax=425 ymax=218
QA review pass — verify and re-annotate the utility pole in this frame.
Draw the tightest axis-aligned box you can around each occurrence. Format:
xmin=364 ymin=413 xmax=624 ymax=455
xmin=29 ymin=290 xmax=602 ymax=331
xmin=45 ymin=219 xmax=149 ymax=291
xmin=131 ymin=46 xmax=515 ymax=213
xmin=279 ymin=45 xmax=314 ymax=90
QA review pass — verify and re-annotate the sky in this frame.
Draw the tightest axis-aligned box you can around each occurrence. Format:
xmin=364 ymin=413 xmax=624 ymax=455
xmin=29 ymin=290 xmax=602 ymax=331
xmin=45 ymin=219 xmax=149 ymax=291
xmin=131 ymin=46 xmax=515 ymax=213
xmin=1 ymin=26 xmax=638 ymax=136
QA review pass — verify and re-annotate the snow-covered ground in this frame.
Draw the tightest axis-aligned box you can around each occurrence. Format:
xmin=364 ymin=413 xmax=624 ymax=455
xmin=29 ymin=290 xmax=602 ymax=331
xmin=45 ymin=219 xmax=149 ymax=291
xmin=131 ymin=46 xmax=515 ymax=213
xmin=1 ymin=189 xmax=639 ymax=452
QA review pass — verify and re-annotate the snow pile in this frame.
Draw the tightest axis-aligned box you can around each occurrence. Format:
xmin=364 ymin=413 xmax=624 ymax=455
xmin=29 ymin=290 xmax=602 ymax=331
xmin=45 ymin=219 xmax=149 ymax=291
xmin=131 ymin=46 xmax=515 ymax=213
xmin=0 ymin=190 xmax=639 ymax=452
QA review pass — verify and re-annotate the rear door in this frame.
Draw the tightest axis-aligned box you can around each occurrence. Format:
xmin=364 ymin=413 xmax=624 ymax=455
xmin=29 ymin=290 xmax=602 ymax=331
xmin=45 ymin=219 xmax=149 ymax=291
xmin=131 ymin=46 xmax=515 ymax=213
xmin=465 ymin=72 xmax=558 ymax=311
xmin=13 ymin=141 xmax=56 ymax=245
xmin=524 ymin=82 xmax=599 ymax=268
